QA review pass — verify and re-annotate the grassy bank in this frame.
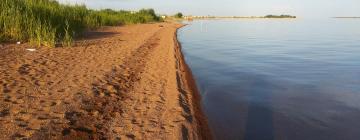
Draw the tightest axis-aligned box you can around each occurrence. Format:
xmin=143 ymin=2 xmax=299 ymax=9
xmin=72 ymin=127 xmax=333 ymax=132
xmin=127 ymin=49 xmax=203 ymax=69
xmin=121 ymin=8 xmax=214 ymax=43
xmin=0 ymin=0 xmax=161 ymax=47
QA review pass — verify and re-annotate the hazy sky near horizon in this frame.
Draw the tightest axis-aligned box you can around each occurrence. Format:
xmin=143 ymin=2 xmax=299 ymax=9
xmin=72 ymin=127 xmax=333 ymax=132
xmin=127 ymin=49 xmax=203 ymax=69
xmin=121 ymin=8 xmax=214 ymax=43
xmin=57 ymin=0 xmax=360 ymax=18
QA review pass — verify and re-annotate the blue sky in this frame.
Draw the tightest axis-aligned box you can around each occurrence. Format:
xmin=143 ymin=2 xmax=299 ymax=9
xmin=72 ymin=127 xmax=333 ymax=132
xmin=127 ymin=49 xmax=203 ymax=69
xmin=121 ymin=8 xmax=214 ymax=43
xmin=57 ymin=0 xmax=360 ymax=18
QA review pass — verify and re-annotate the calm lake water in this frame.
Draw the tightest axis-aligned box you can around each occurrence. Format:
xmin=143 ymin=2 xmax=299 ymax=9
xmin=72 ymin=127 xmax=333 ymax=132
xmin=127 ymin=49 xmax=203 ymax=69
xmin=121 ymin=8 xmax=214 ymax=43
xmin=178 ymin=19 xmax=360 ymax=140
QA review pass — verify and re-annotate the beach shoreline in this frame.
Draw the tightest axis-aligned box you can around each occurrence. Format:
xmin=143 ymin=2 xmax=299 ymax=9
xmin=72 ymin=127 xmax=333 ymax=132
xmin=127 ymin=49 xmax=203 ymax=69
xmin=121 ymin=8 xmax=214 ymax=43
xmin=173 ymin=25 xmax=213 ymax=139
xmin=0 ymin=22 xmax=211 ymax=139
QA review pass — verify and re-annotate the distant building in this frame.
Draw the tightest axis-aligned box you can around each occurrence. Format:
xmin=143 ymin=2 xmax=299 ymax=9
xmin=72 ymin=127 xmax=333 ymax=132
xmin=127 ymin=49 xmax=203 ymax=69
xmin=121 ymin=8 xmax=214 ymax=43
xmin=183 ymin=16 xmax=195 ymax=20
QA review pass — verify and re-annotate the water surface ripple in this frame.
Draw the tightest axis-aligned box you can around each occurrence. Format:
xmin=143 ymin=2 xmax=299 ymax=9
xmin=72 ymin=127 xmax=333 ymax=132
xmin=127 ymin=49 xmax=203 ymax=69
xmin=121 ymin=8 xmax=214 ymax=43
xmin=178 ymin=19 xmax=360 ymax=140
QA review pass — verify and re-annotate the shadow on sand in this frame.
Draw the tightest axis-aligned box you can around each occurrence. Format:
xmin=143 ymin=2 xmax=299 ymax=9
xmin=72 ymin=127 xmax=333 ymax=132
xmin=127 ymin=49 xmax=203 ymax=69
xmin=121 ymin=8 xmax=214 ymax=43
xmin=80 ymin=30 xmax=121 ymax=40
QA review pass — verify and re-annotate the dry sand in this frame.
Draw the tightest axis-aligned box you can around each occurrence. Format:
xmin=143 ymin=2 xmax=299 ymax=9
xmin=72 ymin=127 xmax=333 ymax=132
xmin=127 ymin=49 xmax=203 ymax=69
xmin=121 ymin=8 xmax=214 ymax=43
xmin=0 ymin=22 xmax=211 ymax=140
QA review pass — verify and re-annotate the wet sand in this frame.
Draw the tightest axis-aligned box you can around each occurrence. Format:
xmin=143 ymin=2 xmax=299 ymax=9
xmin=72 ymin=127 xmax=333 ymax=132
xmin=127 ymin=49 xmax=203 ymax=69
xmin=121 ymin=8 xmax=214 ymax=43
xmin=0 ymin=22 xmax=211 ymax=139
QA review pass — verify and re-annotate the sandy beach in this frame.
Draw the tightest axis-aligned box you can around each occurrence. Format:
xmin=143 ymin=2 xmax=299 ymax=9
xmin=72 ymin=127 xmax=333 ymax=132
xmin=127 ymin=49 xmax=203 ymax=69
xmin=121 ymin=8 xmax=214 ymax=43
xmin=0 ymin=22 xmax=211 ymax=139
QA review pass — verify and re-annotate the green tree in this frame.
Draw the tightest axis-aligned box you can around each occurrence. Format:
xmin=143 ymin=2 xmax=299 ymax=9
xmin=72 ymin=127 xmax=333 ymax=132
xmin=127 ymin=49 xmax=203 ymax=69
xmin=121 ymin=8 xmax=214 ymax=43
xmin=174 ymin=12 xmax=183 ymax=18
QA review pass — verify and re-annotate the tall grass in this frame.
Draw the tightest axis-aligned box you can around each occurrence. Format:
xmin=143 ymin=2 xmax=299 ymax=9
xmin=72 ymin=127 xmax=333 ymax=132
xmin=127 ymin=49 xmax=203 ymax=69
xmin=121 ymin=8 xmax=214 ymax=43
xmin=97 ymin=9 xmax=161 ymax=25
xmin=0 ymin=0 xmax=161 ymax=47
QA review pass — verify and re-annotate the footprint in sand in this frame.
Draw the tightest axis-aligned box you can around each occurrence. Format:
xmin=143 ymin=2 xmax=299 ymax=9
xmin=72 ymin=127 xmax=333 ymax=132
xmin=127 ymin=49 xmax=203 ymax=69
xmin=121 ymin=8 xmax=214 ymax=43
xmin=12 ymin=133 xmax=27 ymax=139
xmin=0 ymin=109 xmax=10 ymax=117
xmin=12 ymin=98 xmax=25 ymax=104
xmin=15 ymin=119 xmax=28 ymax=127
xmin=4 ymin=95 xmax=15 ymax=102
xmin=17 ymin=64 xmax=31 ymax=75
xmin=2 ymin=87 xmax=11 ymax=93
xmin=34 ymin=80 xmax=46 ymax=86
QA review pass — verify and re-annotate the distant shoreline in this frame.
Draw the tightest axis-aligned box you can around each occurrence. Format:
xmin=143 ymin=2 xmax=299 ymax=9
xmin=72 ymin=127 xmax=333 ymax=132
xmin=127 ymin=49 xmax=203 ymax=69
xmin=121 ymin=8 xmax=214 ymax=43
xmin=333 ymin=17 xmax=360 ymax=18
xmin=183 ymin=15 xmax=297 ymax=20
xmin=184 ymin=17 xmax=297 ymax=20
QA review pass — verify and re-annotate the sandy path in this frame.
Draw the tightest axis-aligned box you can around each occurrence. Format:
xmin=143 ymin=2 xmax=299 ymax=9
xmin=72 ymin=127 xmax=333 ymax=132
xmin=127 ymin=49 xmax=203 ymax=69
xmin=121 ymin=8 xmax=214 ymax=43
xmin=0 ymin=22 xmax=211 ymax=139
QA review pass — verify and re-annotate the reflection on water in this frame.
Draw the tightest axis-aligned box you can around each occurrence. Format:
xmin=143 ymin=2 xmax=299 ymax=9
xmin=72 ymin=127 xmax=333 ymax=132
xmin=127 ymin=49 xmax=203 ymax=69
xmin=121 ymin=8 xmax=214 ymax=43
xmin=178 ymin=19 xmax=360 ymax=140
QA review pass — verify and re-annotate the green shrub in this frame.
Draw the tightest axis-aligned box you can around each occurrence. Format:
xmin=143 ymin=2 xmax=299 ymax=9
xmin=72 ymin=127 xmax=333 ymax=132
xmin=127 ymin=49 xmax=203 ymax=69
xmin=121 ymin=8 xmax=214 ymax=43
xmin=95 ymin=9 xmax=161 ymax=25
xmin=174 ymin=12 xmax=183 ymax=18
xmin=264 ymin=15 xmax=296 ymax=18
xmin=0 ymin=0 xmax=161 ymax=47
